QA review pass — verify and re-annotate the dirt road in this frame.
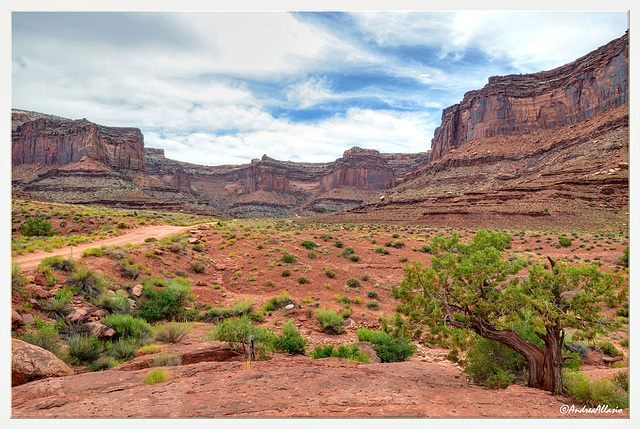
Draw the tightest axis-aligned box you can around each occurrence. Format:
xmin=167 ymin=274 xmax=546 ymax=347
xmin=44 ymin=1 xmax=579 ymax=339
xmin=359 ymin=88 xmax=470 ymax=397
xmin=12 ymin=224 xmax=200 ymax=271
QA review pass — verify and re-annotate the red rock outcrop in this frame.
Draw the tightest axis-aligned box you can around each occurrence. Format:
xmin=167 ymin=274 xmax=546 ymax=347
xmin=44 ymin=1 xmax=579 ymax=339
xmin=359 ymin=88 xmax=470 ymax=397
xmin=430 ymin=32 xmax=628 ymax=160
xmin=12 ymin=111 xmax=146 ymax=172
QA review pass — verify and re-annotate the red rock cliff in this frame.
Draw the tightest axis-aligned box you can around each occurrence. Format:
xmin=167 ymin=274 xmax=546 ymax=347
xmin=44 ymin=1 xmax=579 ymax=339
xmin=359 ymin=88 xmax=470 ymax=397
xmin=430 ymin=32 xmax=628 ymax=160
xmin=12 ymin=112 xmax=146 ymax=172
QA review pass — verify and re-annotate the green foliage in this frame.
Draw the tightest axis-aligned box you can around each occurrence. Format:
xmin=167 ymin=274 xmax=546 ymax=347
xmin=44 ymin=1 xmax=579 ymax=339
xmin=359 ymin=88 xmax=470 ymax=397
xmin=558 ymin=236 xmax=572 ymax=247
xmin=418 ymin=244 xmax=431 ymax=254
xmin=20 ymin=216 xmax=54 ymax=237
xmin=346 ymin=278 xmax=361 ymax=289
xmin=597 ymin=341 xmax=623 ymax=357
xmin=563 ymin=370 xmax=629 ymax=409
xmin=281 ymin=252 xmax=297 ymax=264
xmin=207 ymin=316 xmax=276 ymax=361
xmin=81 ymin=247 xmax=103 ymax=258
xmin=324 ymin=267 xmax=336 ymax=278
xmin=348 ymin=254 xmax=360 ymax=262
xmin=93 ymin=291 xmax=131 ymax=314
xmin=333 ymin=239 xmax=344 ymax=248
xmin=261 ymin=291 xmax=292 ymax=312
xmin=42 ymin=288 xmax=73 ymax=320
xmin=190 ymin=261 xmax=206 ymax=273
xmin=144 ymin=369 xmax=171 ymax=384
xmin=151 ymin=352 xmax=182 ymax=367
xmin=274 ymin=320 xmax=308 ymax=354
xmin=365 ymin=299 xmax=380 ymax=310
xmin=107 ymin=337 xmax=139 ymax=361
xmin=314 ymin=309 xmax=345 ymax=335
xmin=340 ymin=247 xmax=355 ymax=258
xmin=297 ymin=276 xmax=310 ymax=284
xmin=101 ymin=313 xmax=153 ymax=342
xmin=356 ymin=328 xmax=416 ymax=363
xmin=619 ymin=247 xmax=629 ymax=268
xmin=282 ymin=269 xmax=292 ymax=277
xmin=16 ymin=317 xmax=61 ymax=355
xmin=301 ymin=240 xmax=318 ymax=250
xmin=367 ymin=290 xmax=379 ymax=299
xmin=393 ymin=229 xmax=627 ymax=392
xmin=65 ymin=267 xmax=103 ymax=298
xmin=155 ymin=321 xmax=192 ymax=343
xmin=134 ymin=278 xmax=194 ymax=322
xmin=65 ymin=334 xmax=104 ymax=366
xmin=310 ymin=344 xmax=370 ymax=363
xmin=89 ymin=356 xmax=120 ymax=372
xmin=373 ymin=245 xmax=390 ymax=255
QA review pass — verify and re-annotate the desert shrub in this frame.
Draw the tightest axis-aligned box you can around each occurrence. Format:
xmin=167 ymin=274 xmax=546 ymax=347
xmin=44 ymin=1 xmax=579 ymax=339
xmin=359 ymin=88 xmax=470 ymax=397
xmin=155 ymin=321 xmax=192 ymax=343
xmin=205 ymin=298 xmax=256 ymax=323
xmin=354 ymin=297 xmax=362 ymax=304
xmin=282 ymin=269 xmax=292 ymax=277
xmin=12 ymin=262 xmax=26 ymax=294
xmin=563 ymin=370 xmax=629 ymax=409
xmin=107 ymin=337 xmax=139 ymax=361
xmin=192 ymin=243 xmax=205 ymax=253
xmin=103 ymin=248 xmax=127 ymax=260
xmin=390 ymin=239 xmax=405 ymax=249
xmin=365 ymin=299 xmax=380 ymax=310
xmin=367 ymin=290 xmax=379 ymax=299
xmin=151 ymin=352 xmax=182 ymax=367
xmin=142 ymin=276 xmax=167 ymax=288
xmin=619 ymin=247 xmax=629 ymax=268
xmin=65 ymin=334 xmax=104 ymax=366
xmin=42 ymin=288 xmax=74 ymax=320
xmin=373 ymin=246 xmax=390 ymax=255
xmin=349 ymin=254 xmax=360 ymax=262
xmin=310 ymin=344 xmax=370 ymax=363
xmin=361 ymin=274 xmax=370 ymax=282
xmin=65 ymin=267 xmax=103 ymax=298
xmin=134 ymin=278 xmax=194 ymax=322
xmin=281 ymin=252 xmax=296 ymax=264
xmin=20 ymin=216 xmax=54 ymax=237
xmin=274 ymin=320 xmax=308 ymax=354
xmin=297 ymin=276 xmax=310 ymax=284
xmin=93 ymin=291 xmax=131 ymax=314
xmin=616 ymin=304 xmax=629 ymax=318
xmin=418 ymin=244 xmax=431 ymax=253
xmin=16 ymin=317 xmax=61 ymax=355
xmin=315 ymin=309 xmax=345 ymax=335
xmin=82 ymin=247 xmax=103 ymax=258
xmin=101 ymin=313 xmax=153 ymax=342
xmin=340 ymin=247 xmax=355 ymax=258
xmin=346 ymin=278 xmax=361 ymax=289
xmin=320 ymin=233 xmax=333 ymax=241
xmin=39 ymin=255 xmax=76 ymax=272
xmin=356 ymin=328 xmax=416 ymax=363
xmin=611 ymin=370 xmax=629 ymax=392
xmin=119 ymin=261 xmax=146 ymax=280
xmin=558 ymin=237 xmax=572 ymax=247
xmin=261 ymin=291 xmax=292 ymax=312
xmin=190 ymin=261 xmax=206 ymax=273
xmin=301 ymin=240 xmax=317 ymax=250
xmin=597 ymin=341 xmax=623 ymax=357
xmin=333 ymin=239 xmax=344 ymax=248
xmin=138 ymin=344 xmax=159 ymax=355
xmin=207 ymin=316 xmax=276 ymax=361
xmin=89 ymin=356 xmax=119 ymax=372
xmin=144 ymin=369 xmax=171 ymax=384
xmin=335 ymin=294 xmax=352 ymax=305
xmin=324 ymin=268 xmax=336 ymax=278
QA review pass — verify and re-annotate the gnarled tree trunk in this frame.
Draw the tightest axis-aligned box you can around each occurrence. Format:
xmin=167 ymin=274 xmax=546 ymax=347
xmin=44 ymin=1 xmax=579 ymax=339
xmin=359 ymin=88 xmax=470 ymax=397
xmin=468 ymin=316 xmax=564 ymax=394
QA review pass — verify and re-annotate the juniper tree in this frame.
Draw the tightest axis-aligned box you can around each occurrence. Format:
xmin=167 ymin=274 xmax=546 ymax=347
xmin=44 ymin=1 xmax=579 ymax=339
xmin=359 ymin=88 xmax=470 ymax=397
xmin=393 ymin=230 xmax=627 ymax=394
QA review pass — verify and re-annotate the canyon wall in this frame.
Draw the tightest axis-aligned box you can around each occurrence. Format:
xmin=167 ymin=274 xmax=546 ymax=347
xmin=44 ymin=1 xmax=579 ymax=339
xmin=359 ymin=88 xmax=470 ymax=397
xmin=12 ymin=111 xmax=146 ymax=172
xmin=430 ymin=32 xmax=628 ymax=160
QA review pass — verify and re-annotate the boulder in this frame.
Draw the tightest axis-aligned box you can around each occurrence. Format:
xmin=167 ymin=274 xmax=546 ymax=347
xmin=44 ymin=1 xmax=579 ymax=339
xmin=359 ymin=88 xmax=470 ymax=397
xmin=85 ymin=322 xmax=116 ymax=340
xmin=354 ymin=341 xmax=382 ymax=364
xmin=12 ymin=339 xmax=74 ymax=386
xmin=65 ymin=307 xmax=91 ymax=324
xmin=12 ymin=310 xmax=24 ymax=330
xmin=25 ymin=284 xmax=53 ymax=299
xmin=131 ymin=284 xmax=144 ymax=297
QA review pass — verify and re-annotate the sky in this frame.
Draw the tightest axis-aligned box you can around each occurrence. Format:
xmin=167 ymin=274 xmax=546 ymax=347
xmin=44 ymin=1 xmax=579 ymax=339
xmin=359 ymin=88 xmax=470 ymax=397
xmin=11 ymin=8 xmax=630 ymax=166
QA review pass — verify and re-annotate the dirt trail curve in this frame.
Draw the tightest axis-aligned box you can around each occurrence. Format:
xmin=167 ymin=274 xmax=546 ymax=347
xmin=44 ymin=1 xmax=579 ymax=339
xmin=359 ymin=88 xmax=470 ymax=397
xmin=13 ymin=223 xmax=209 ymax=271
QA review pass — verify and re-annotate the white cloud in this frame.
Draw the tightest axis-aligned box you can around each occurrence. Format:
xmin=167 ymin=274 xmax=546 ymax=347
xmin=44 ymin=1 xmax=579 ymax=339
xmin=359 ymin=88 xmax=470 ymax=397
xmin=286 ymin=76 xmax=335 ymax=109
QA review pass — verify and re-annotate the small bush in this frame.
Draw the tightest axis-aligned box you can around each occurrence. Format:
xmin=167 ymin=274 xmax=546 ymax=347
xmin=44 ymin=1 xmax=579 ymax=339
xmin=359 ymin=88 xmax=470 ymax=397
xmin=65 ymin=267 xmax=103 ymax=298
xmin=340 ymin=247 xmax=355 ymax=258
xmin=297 ymin=276 xmax=310 ymax=284
xmin=81 ymin=247 xmax=103 ymax=258
xmin=155 ymin=321 xmax=192 ymax=343
xmin=65 ymin=334 xmax=104 ymax=366
xmin=356 ymin=328 xmax=416 ymax=363
xmin=192 ymin=243 xmax=205 ymax=253
xmin=17 ymin=317 xmax=61 ymax=355
xmin=281 ymin=252 xmax=296 ymax=264
xmin=274 ymin=320 xmax=308 ymax=355
xmin=101 ymin=313 xmax=153 ymax=342
xmin=311 ymin=344 xmax=370 ymax=363
xmin=315 ymin=309 xmax=345 ymax=335
xmin=558 ymin=237 xmax=572 ymax=247
xmin=89 ymin=356 xmax=120 ymax=372
xmin=134 ymin=278 xmax=194 ymax=322
xmin=301 ymin=240 xmax=317 ymax=250
xmin=93 ymin=291 xmax=131 ymax=314
xmin=346 ymin=278 xmax=361 ymax=289
xmin=261 ymin=291 xmax=292 ymax=312
xmin=282 ymin=269 xmax=292 ymax=277
xmin=361 ymin=274 xmax=370 ymax=282
xmin=349 ymin=254 xmax=360 ymax=262
xmin=365 ymin=299 xmax=380 ymax=310
xmin=354 ymin=296 xmax=362 ymax=304
xmin=367 ymin=290 xmax=379 ymax=299
xmin=107 ymin=337 xmax=139 ymax=361
xmin=151 ymin=352 xmax=182 ymax=367
xmin=324 ymin=268 xmax=336 ymax=278
xmin=597 ymin=341 xmax=623 ymax=357
xmin=190 ymin=261 xmax=206 ymax=273
xmin=373 ymin=246 xmax=390 ymax=255
xmin=418 ymin=244 xmax=431 ymax=254
xmin=333 ymin=239 xmax=344 ymax=248
xmin=207 ymin=316 xmax=276 ymax=361
xmin=20 ymin=216 xmax=54 ymax=237
xmin=138 ymin=344 xmax=159 ymax=355
xmin=563 ymin=370 xmax=628 ymax=409
xmin=144 ymin=369 xmax=171 ymax=384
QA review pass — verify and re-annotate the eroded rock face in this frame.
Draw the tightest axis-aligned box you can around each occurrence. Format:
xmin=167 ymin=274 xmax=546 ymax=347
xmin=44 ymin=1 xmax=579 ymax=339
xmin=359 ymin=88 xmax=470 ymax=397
xmin=430 ymin=32 xmax=628 ymax=161
xmin=12 ymin=113 xmax=146 ymax=172
xmin=11 ymin=339 xmax=74 ymax=387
